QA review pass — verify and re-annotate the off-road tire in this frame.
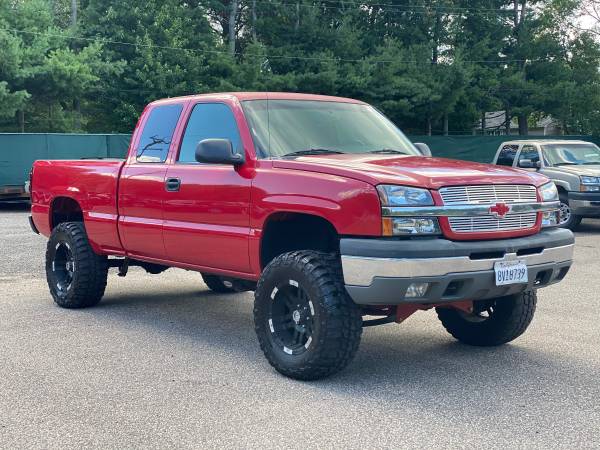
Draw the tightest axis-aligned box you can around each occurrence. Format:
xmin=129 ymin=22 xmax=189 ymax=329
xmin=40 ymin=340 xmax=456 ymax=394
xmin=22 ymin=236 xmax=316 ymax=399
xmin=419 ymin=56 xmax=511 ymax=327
xmin=559 ymin=192 xmax=582 ymax=230
xmin=201 ymin=274 xmax=237 ymax=293
xmin=436 ymin=290 xmax=537 ymax=346
xmin=46 ymin=222 xmax=108 ymax=308
xmin=254 ymin=251 xmax=363 ymax=380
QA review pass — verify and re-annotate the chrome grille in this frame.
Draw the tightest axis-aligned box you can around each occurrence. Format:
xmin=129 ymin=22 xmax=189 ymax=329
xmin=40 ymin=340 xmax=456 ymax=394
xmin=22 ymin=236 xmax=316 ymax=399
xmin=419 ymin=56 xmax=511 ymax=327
xmin=448 ymin=213 xmax=538 ymax=233
xmin=440 ymin=185 xmax=539 ymax=233
xmin=439 ymin=184 xmax=537 ymax=205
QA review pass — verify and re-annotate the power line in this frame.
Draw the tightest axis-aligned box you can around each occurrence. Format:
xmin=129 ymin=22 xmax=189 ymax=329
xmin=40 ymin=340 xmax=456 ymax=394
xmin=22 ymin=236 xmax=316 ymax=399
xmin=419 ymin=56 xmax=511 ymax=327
xmin=291 ymin=0 xmax=520 ymax=12
xmin=5 ymin=27 xmax=556 ymax=65
xmin=247 ymin=0 xmax=521 ymax=15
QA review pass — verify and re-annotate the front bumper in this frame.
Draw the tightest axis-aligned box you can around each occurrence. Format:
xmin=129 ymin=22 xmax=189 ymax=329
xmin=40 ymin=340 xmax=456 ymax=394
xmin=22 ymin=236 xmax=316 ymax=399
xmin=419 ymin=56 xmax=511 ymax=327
xmin=341 ymin=228 xmax=574 ymax=305
xmin=568 ymin=192 xmax=600 ymax=217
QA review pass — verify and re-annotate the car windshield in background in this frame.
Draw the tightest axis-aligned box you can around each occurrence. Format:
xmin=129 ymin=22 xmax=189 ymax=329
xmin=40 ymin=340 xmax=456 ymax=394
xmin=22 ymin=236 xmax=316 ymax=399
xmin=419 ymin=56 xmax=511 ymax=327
xmin=543 ymin=143 xmax=600 ymax=166
xmin=241 ymin=100 xmax=420 ymax=159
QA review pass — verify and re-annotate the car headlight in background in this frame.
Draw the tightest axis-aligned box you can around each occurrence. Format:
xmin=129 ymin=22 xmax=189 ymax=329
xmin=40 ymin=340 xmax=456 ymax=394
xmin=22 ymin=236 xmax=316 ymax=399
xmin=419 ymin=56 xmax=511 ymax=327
xmin=377 ymin=185 xmax=434 ymax=206
xmin=580 ymin=176 xmax=600 ymax=184
xmin=539 ymin=181 xmax=559 ymax=202
xmin=580 ymin=176 xmax=600 ymax=192
xmin=378 ymin=185 xmax=440 ymax=236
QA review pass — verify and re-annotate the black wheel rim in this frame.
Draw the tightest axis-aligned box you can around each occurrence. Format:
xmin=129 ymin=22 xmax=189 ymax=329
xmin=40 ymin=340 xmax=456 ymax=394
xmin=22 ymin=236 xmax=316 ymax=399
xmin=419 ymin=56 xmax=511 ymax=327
xmin=268 ymin=280 xmax=315 ymax=356
xmin=52 ymin=242 xmax=75 ymax=295
xmin=459 ymin=300 xmax=496 ymax=323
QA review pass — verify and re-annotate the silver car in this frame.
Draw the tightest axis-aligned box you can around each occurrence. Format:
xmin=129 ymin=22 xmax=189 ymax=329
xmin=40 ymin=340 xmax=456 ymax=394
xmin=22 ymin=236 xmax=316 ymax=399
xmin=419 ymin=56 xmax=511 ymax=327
xmin=493 ymin=140 xmax=600 ymax=229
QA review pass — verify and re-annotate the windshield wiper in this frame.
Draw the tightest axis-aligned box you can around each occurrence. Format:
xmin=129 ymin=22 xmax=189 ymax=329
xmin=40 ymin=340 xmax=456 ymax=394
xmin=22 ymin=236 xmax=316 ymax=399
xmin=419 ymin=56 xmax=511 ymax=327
xmin=367 ymin=148 xmax=409 ymax=155
xmin=282 ymin=148 xmax=345 ymax=157
xmin=581 ymin=161 xmax=600 ymax=165
xmin=554 ymin=162 xmax=580 ymax=166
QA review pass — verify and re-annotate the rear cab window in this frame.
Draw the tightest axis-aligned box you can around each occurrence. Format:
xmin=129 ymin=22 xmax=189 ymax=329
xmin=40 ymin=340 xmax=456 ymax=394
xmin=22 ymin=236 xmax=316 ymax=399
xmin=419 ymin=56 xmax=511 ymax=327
xmin=135 ymin=103 xmax=184 ymax=163
xmin=496 ymin=144 xmax=519 ymax=166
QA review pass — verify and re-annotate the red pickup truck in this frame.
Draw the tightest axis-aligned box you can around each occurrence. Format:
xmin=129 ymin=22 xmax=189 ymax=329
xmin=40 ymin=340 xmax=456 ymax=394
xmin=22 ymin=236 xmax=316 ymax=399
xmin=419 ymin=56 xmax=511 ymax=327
xmin=30 ymin=92 xmax=574 ymax=380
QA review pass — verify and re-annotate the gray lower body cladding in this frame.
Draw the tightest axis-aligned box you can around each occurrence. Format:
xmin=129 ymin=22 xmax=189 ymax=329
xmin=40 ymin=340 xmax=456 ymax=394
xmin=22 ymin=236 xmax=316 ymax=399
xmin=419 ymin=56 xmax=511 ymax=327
xmin=341 ymin=228 xmax=574 ymax=305
xmin=568 ymin=192 xmax=600 ymax=217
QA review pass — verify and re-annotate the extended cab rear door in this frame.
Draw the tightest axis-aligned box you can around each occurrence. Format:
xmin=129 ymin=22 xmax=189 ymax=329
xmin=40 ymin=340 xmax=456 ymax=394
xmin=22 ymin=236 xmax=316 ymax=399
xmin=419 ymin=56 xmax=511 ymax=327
xmin=118 ymin=102 xmax=184 ymax=260
xmin=162 ymin=100 xmax=252 ymax=273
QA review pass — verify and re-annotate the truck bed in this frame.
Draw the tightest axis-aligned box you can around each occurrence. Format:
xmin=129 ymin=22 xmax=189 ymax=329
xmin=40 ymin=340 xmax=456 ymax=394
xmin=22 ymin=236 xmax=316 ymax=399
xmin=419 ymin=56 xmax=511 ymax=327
xmin=31 ymin=159 xmax=126 ymax=254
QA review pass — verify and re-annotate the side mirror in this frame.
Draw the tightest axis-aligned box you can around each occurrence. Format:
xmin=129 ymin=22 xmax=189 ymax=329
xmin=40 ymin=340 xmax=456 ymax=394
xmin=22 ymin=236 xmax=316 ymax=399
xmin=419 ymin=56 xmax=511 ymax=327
xmin=518 ymin=159 xmax=541 ymax=169
xmin=414 ymin=142 xmax=432 ymax=157
xmin=195 ymin=139 xmax=244 ymax=165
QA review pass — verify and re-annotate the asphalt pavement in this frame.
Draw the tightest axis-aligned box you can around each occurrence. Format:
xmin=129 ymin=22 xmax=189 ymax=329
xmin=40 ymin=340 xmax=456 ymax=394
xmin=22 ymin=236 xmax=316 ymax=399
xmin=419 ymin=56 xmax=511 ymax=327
xmin=1 ymin=203 xmax=599 ymax=449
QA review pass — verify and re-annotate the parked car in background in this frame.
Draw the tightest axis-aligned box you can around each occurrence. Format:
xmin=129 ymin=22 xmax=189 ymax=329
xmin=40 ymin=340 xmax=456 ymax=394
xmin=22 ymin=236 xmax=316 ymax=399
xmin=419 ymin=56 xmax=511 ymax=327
xmin=493 ymin=140 xmax=600 ymax=229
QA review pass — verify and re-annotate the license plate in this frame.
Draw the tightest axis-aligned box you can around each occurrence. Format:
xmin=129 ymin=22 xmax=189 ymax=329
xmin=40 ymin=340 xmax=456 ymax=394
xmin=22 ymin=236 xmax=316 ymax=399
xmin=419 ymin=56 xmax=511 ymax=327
xmin=494 ymin=260 xmax=528 ymax=286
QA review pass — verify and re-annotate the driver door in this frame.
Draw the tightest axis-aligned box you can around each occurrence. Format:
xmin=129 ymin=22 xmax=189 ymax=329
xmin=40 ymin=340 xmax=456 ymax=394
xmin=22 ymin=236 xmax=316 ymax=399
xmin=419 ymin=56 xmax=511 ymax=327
xmin=162 ymin=101 xmax=252 ymax=273
xmin=516 ymin=144 xmax=542 ymax=171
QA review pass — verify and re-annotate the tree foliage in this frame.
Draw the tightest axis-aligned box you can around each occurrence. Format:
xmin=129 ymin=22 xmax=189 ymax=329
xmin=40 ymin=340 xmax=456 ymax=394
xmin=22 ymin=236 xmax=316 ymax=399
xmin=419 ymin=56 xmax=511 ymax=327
xmin=0 ymin=0 xmax=599 ymax=134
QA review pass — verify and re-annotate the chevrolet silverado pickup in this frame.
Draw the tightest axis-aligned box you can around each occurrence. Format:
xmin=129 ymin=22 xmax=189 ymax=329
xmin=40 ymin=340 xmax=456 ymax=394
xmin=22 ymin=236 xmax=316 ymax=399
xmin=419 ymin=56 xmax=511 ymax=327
xmin=30 ymin=93 xmax=574 ymax=380
xmin=493 ymin=139 xmax=600 ymax=229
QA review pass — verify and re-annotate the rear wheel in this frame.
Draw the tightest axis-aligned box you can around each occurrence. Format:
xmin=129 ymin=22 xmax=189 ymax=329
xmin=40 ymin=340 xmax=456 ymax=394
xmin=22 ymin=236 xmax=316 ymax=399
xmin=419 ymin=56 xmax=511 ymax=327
xmin=436 ymin=290 xmax=537 ymax=346
xmin=46 ymin=222 xmax=108 ymax=308
xmin=254 ymin=251 xmax=362 ymax=380
xmin=558 ymin=192 xmax=582 ymax=230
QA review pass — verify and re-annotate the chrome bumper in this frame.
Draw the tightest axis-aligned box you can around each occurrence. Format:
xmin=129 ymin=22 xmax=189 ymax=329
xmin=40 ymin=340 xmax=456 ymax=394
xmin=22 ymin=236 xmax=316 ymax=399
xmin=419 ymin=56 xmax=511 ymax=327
xmin=340 ymin=228 xmax=575 ymax=305
xmin=342 ymin=244 xmax=574 ymax=287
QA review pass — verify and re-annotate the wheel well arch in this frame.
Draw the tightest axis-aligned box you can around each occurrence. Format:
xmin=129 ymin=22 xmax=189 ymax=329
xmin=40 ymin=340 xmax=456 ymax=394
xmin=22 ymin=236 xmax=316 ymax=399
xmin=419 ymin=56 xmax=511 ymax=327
xmin=50 ymin=197 xmax=83 ymax=229
xmin=556 ymin=185 xmax=568 ymax=196
xmin=260 ymin=212 xmax=339 ymax=269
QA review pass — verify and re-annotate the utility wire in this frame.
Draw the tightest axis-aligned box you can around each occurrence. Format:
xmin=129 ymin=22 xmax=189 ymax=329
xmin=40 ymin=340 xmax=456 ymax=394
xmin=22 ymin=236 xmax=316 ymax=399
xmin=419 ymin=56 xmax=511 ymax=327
xmin=246 ymin=0 xmax=521 ymax=14
xmin=6 ymin=27 xmax=557 ymax=65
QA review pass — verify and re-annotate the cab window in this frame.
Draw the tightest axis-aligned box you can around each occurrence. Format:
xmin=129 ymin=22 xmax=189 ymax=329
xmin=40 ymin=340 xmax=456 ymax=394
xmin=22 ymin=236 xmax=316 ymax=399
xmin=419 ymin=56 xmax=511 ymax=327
xmin=177 ymin=103 xmax=242 ymax=163
xmin=496 ymin=145 xmax=518 ymax=166
xmin=136 ymin=104 xmax=183 ymax=163
xmin=518 ymin=145 xmax=541 ymax=167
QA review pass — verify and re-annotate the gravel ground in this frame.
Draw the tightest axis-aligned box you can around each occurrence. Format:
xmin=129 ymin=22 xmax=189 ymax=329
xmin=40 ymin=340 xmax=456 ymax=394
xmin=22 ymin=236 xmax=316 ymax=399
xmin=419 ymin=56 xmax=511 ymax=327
xmin=1 ymin=203 xmax=599 ymax=449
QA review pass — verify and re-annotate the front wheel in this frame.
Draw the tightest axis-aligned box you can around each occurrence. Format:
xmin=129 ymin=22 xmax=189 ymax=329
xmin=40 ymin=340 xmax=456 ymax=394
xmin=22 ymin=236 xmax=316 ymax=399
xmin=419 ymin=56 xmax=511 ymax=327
xmin=436 ymin=290 xmax=537 ymax=346
xmin=558 ymin=193 xmax=582 ymax=230
xmin=46 ymin=222 xmax=108 ymax=308
xmin=254 ymin=251 xmax=363 ymax=380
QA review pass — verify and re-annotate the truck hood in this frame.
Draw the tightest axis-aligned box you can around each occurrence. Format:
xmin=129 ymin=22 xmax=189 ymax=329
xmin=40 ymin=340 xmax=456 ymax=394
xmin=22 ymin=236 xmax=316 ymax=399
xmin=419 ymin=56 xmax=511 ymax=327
xmin=547 ymin=164 xmax=600 ymax=176
xmin=272 ymin=154 xmax=548 ymax=189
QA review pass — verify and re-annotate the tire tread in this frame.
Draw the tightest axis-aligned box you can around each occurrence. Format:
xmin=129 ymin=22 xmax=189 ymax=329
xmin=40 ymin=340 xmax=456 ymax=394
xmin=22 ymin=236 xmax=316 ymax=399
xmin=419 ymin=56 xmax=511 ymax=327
xmin=254 ymin=250 xmax=362 ymax=380
xmin=436 ymin=290 xmax=537 ymax=346
xmin=46 ymin=222 xmax=108 ymax=308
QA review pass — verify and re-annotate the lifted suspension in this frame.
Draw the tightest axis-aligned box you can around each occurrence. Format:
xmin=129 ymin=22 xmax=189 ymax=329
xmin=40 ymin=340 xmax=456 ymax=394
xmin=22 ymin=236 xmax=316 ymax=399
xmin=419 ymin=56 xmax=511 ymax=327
xmin=361 ymin=301 xmax=474 ymax=328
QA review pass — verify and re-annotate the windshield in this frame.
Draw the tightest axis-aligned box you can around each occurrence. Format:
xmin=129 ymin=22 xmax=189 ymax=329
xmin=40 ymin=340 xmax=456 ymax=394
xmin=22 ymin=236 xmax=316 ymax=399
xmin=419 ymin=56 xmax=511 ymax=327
xmin=241 ymin=99 xmax=420 ymax=158
xmin=542 ymin=143 xmax=600 ymax=166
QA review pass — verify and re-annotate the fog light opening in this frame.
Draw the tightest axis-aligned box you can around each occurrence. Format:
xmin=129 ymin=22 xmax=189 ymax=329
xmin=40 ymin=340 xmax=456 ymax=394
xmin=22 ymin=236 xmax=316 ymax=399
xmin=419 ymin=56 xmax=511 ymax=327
xmin=405 ymin=282 xmax=429 ymax=298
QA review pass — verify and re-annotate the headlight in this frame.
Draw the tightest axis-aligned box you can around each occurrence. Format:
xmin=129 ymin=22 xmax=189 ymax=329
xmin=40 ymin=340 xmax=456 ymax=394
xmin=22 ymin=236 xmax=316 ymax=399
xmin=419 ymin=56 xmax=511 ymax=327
xmin=539 ymin=182 xmax=558 ymax=202
xmin=541 ymin=211 xmax=560 ymax=227
xmin=383 ymin=217 xmax=441 ymax=236
xmin=377 ymin=185 xmax=439 ymax=235
xmin=580 ymin=176 xmax=600 ymax=185
xmin=538 ymin=182 xmax=559 ymax=228
xmin=377 ymin=185 xmax=434 ymax=206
